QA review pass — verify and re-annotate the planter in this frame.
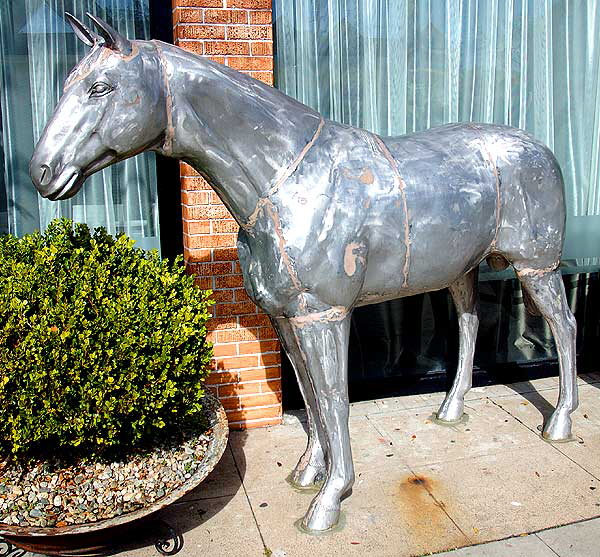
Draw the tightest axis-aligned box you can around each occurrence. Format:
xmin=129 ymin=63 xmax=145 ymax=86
xmin=0 ymin=392 xmax=228 ymax=557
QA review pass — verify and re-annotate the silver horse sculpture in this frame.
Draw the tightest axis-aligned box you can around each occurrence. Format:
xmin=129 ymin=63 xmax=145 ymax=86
xmin=31 ymin=14 xmax=578 ymax=533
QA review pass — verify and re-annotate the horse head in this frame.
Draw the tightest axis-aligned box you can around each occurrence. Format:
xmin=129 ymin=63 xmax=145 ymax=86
xmin=30 ymin=13 xmax=167 ymax=200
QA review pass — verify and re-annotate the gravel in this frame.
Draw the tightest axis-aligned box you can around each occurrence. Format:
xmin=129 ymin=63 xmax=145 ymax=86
xmin=0 ymin=428 xmax=212 ymax=529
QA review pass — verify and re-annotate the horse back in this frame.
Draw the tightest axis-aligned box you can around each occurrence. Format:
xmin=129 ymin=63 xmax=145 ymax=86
xmin=240 ymin=121 xmax=564 ymax=315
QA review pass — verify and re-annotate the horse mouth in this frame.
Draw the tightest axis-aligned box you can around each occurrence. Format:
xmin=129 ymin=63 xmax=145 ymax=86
xmin=44 ymin=170 xmax=84 ymax=201
xmin=44 ymin=151 xmax=117 ymax=201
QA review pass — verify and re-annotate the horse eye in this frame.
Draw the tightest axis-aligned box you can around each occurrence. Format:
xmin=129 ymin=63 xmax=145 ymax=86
xmin=89 ymin=82 xmax=113 ymax=98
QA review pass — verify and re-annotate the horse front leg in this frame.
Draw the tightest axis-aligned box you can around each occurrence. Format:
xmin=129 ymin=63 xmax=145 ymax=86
xmin=437 ymin=268 xmax=479 ymax=423
xmin=272 ymin=318 xmax=327 ymax=488
xmin=284 ymin=311 xmax=354 ymax=532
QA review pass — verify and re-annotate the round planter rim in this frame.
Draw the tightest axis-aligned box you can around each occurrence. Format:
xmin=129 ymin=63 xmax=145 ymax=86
xmin=0 ymin=391 xmax=228 ymax=538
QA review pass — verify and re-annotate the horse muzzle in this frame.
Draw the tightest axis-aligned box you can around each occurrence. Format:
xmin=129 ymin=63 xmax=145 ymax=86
xmin=30 ymin=158 xmax=84 ymax=201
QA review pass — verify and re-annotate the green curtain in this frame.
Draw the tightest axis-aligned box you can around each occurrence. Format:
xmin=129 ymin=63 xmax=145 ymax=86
xmin=274 ymin=0 xmax=600 ymax=268
xmin=0 ymin=0 xmax=160 ymax=250
xmin=274 ymin=0 xmax=600 ymax=402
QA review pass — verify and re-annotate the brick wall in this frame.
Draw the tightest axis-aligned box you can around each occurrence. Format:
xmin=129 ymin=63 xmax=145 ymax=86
xmin=171 ymin=0 xmax=282 ymax=428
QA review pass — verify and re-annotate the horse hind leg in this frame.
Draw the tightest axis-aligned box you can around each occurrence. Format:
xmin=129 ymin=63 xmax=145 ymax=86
xmin=515 ymin=268 xmax=578 ymax=441
xmin=437 ymin=268 xmax=479 ymax=423
xmin=487 ymin=254 xmax=540 ymax=316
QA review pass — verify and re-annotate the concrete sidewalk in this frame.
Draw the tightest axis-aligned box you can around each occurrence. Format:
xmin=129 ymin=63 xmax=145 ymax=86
xmin=111 ymin=374 xmax=600 ymax=555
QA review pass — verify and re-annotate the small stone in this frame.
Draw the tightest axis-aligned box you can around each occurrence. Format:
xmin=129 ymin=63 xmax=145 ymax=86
xmin=53 ymin=495 xmax=62 ymax=507
xmin=98 ymin=468 xmax=112 ymax=480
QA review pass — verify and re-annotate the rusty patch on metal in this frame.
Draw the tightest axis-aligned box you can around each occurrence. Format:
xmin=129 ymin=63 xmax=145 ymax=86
xmin=63 ymin=43 xmax=140 ymax=92
xmin=480 ymin=143 xmax=502 ymax=251
xmin=243 ymin=197 xmax=269 ymax=230
xmin=243 ymin=117 xmax=324 ymax=230
xmin=118 ymin=42 xmax=141 ymax=62
xmin=263 ymin=200 xmax=303 ymax=292
xmin=486 ymin=253 xmax=509 ymax=271
xmin=516 ymin=262 xmax=560 ymax=277
xmin=63 ymin=47 xmax=112 ymax=91
xmin=266 ymin=116 xmax=324 ymax=198
xmin=289 ymin=306 xmax=348 ymax=328
xmin=342 ymin=167 xmax=375 ymax=185
xmin=126 ymin=94 xmax=141 ymax=107
xmin=343 ymin=242 xmax=365 ymax=277
xmin=359 ymin=168 xmax=375 ymax=184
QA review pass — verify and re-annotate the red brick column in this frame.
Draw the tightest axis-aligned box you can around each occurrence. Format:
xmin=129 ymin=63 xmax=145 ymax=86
xmin=171 ymin=0 xmax=282 ymax=428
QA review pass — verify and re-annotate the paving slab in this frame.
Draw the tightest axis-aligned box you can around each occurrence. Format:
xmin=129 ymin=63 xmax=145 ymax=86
xmin=491 ymin=384 xmax=600 ymax=479
xmin=432 ymin=533 xmax=558 ymax=557
xmin=407 ymin=445 xmax=600 ymax=544
xmin=251 ymin=463 xmax=470 ymax=557
xmin=229 ymin=414 xmax=396 ymax=494
xmin=537 ymin=516 xmax=600 ymax=557
xmin=577 ymin=372 xmax=600 ymax=386
xmin=368 ymin=397 xmax=540 ymax=468
xmin=116 ymin=489 xmax=263 ymax=557
xmin=348 ymin=398 xmax=380 ymax=417
xmin=14 ymin=377 xmax=600 ymax=557
xmin=180 ymin=444 xmax=242 ymax=502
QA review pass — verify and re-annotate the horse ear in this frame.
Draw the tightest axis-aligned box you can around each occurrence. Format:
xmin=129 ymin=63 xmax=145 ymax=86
xmin=65 ymin=12 xmax=100 ymax=47
xmin=86 ymin=12 xmax=132 ymax=55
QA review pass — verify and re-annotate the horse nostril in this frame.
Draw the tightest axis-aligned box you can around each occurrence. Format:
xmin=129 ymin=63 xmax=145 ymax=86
xmin=39 ymin=164 xmax=53 ymax=187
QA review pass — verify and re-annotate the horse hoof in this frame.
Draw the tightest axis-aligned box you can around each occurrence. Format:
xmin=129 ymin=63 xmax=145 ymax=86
xmin=301 ymin=503 xmax=340 ymax=532
xmin=542 ymin=410 xmax=573 ymax=442
xmin=436 ymin=398 xmax=465 ymax=423
xmin=288 ymin=463 xmax=326 ymax=490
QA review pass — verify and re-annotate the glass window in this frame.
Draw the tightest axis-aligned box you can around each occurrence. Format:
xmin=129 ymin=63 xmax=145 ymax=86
xmin=274 ymin=0 xmax=600 ymax=403
xmin=274 ymin=0 xmax=600 ymax=272
xmin=0 ymin=0 xmax=160 ymax=251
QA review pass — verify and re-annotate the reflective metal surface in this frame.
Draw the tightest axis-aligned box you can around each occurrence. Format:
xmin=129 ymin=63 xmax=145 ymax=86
xmin=30 ymin=14 xmax=578 ymax=533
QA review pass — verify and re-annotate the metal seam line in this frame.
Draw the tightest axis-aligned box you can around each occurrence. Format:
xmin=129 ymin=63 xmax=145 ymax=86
xmin=243 ymin=116 xmax=325 ymax=230
xmin=373 ymin=135 xmax=411 ymax=288
xmin=153 ymin=41 xmax=175 ymax=156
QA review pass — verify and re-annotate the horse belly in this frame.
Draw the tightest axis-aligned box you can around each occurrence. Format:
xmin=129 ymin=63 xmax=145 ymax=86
xmin=357 ymin=140 xmax=497 ymax=304
xmin=406 ymin=187 xmax=496 ymax=289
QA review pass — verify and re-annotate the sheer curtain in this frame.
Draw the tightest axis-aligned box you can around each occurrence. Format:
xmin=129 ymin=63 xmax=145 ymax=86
xmin=274 ymin=0 xmax=600 ymax=267
xmin=0 ymin=0 xmax=160 ymax=250
xmin=274 ymin=0 xmax=600 ymax=395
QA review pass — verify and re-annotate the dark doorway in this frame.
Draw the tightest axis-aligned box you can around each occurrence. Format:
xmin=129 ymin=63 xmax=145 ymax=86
xmin=282 ymin=272 xmax=600 ymax=410
xmin=150 ymin=0 xmax=183 ymax=261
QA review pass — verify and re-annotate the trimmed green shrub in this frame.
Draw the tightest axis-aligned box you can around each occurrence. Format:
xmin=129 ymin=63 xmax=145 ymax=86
xmin=0 ymin=219 xmax=214 ymax=462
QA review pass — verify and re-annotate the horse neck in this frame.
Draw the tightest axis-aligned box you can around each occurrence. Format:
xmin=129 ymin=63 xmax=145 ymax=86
xmin=155 ymin=42 xmax=321 ymax=226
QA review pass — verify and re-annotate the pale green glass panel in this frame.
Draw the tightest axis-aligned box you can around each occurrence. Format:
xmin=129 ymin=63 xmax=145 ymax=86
xmin=274 ymin=0 xmax=600 ymax=271
xmin=0 ymin=0 xmax=160 ymax=251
